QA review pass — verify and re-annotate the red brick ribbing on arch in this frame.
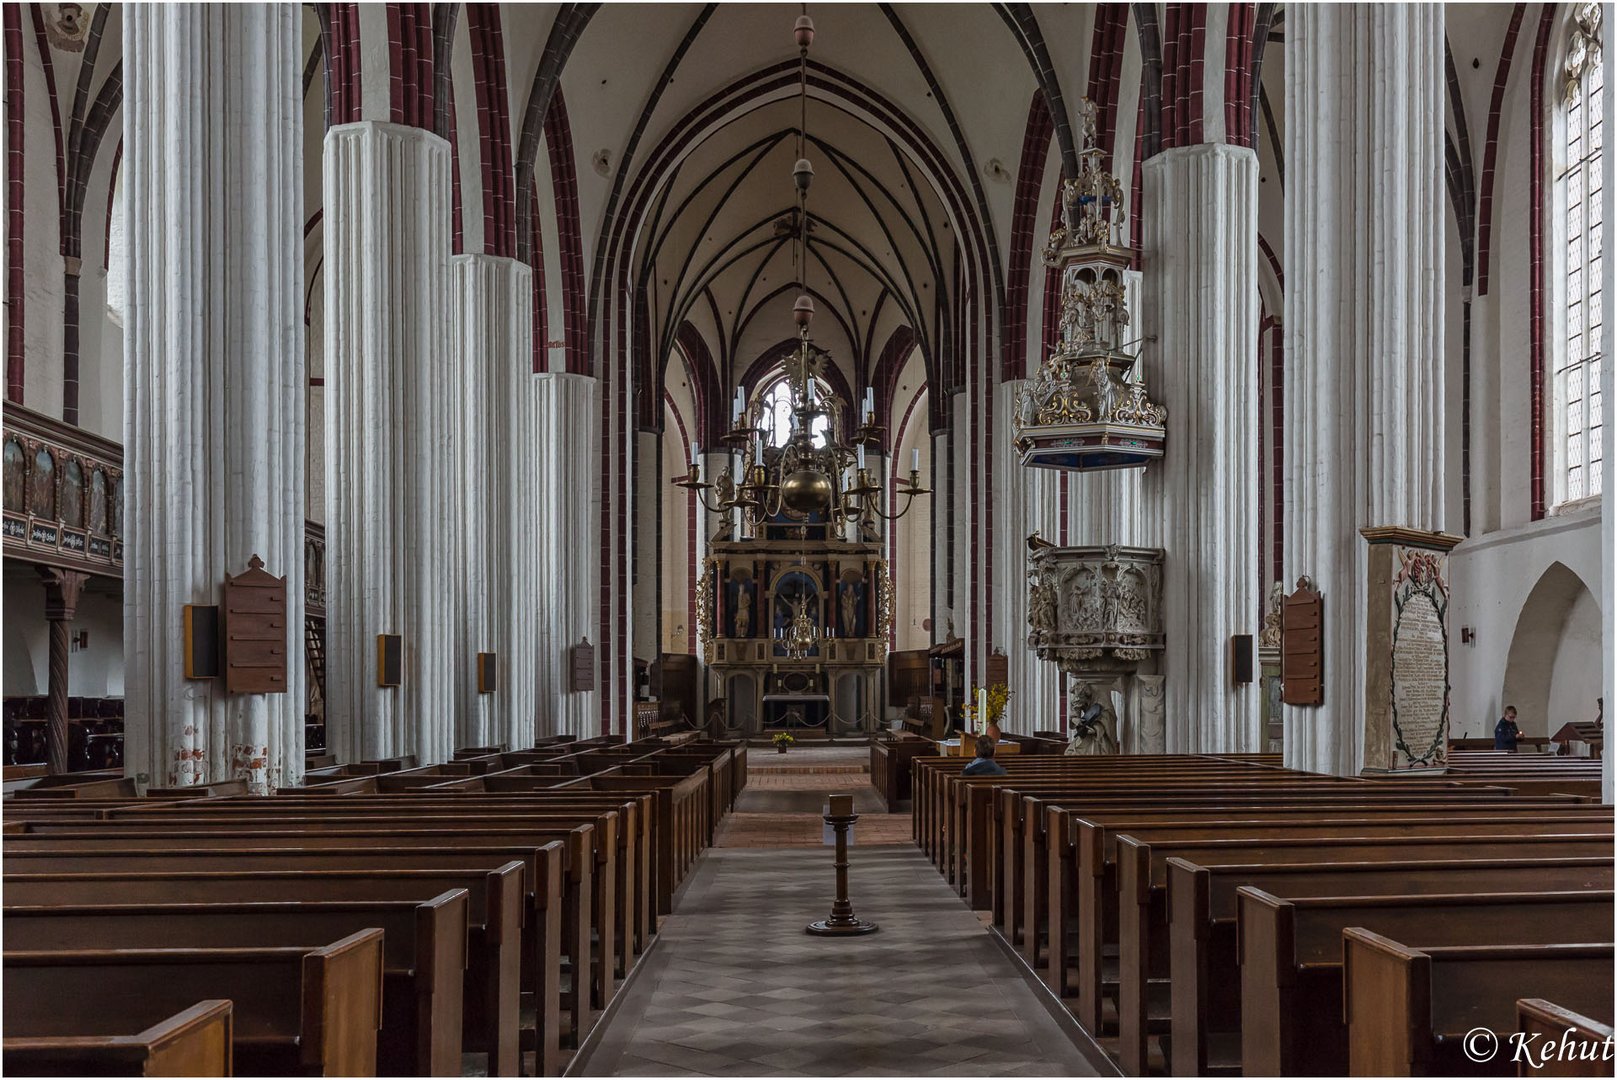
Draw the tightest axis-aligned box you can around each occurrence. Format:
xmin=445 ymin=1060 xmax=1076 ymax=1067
xmin=326 ymin=4 xmax=363 ymax=126
xmin=872 ymin=326 xmax=918 ymax=441
xmin=1224 ymin=3 xmax=1257 ymax=147
xmin=1160 ymin=3 xmax=1208 ymax=149
xmin=546 ymin=91 xmax=588 ymax=375
xmin=386 ymin=3 xmax=434 ymax=129
xmin=468 ymin=4 xmax=516 ymax=259
xmin=1088 ymin=4 xmax=1129 ymax=168
xmin=674 ymin=322 xmax=721 ymax=447
xmin=1478 ymin=4 xmax=1528 ymax=297
xmin=5 ymin=2 xmax=25 ymax=404
xmin=1530 ymin=4 xmax=1557 ymax=520
xmin=1003 ymin=93 xmax=1054 ymax=382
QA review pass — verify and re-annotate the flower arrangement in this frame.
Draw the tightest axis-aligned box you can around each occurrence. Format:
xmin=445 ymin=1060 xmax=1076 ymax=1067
xmin=771 ymin=732 xmax=796 ymax=752
xmin=968 ymin=683 xmax=1014 ymax=735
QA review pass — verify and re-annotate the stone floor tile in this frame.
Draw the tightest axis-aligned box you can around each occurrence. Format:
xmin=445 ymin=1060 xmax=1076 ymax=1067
xmin=575 ymin=762 xmax=1098 ymax=1078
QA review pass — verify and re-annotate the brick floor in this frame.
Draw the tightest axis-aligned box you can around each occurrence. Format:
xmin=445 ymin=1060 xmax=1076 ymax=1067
xmin=719 ymin=745 xmax=905 ymax=848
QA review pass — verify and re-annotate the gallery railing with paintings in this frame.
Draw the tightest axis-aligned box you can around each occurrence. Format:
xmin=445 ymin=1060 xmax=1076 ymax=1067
xmin=2 ymin=404 xmax=330 ymax=774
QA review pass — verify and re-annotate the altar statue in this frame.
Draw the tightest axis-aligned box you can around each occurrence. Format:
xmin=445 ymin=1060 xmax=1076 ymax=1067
xmin=839 ymin=581 xmax=859 ymax=636
xmin=734 ymin=580 xmax=753 ymax=637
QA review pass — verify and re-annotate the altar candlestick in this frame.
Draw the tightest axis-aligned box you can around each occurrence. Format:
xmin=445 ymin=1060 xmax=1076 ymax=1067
xmin=978 ymin=687 xmax=989 ymax=733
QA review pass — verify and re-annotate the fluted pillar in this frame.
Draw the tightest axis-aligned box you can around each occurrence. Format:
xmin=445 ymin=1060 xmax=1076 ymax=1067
xmin=123 ymin=4 xmax=306 ymax=792
xmin=323 ymin=121 xmax=453 ymax=765
xmin=1285 ymin=4 xmax=1446 ymax=775
xmin=996 ymin=381 xmax=1062 ymax=734
xmin=535 ymin=373 xmax=602 ymax=736
xmin=451 ymin=254 xmax=536 ymax=751
xmin=1142 ymin=143 xmax=1261 ymax=752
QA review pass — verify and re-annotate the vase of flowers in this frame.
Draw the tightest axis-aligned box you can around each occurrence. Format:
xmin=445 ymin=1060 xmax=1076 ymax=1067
xmin=772 ymin=732 xmax=796 ymax=754
xmin=972 ymin=683 xmax=1014 ymax=741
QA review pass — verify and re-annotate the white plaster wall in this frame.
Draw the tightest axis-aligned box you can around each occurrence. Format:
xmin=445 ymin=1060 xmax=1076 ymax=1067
xmin=1546 ymin=587 xmax=1603 ymax=733
xmin=892 ymin=389 xmax=933 ymax=654
xmin=1449 ymin=507 xmax=1603 ymax=737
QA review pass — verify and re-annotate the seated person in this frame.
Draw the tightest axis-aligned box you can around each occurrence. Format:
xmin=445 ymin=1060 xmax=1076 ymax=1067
xmin=962 ymin=735 xmax=1007 ymax=776
xmin=1494 ymin=705 xmax=1522 ymax=751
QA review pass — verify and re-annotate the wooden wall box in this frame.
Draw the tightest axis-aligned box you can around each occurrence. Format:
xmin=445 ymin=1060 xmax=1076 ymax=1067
xmin=569 ymin=640 xmax=595 ymax=692
xmin=377 ymin=634 xmax=402 ymax=688
xmin=183 ymin=604 xmax=221 ymax=679
xmin=477 ymin=652 xmax=497 ymax=694
xmin=222 ymin=556 xmax=287 ymax=694
xmin=1281 ymin=580 xmax=1324 ymax=706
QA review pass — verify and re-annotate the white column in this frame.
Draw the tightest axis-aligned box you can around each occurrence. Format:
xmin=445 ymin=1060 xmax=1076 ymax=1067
xmin=1142 ymin=143 xmax=1261 ymax=753
xmin=931 ymin=427 xmax=953 ymax=638
xmin=122 ymin=4 xmax=306 ymax=792
xmin=451 ymin=254 xmax=535 ymax=751
xmin=1285 ymin=4 xmax=1446 ymax=775
xmin=635 ymin=430 xmax=661 ymax=662
xmin=323 ymin=121 xmax=453 ymax=765
xmin=997 ymin=380 xmax=1063 ymax=734
xmin=535 ymin=372 xmax=602 ymax=737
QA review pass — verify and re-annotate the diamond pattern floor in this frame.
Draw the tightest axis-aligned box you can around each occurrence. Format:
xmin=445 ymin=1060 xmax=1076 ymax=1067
xmin=576 ymin=844 xmax=1099 ymax=1077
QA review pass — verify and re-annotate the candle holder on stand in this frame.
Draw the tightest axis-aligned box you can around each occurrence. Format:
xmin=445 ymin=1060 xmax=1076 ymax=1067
xmin=806 ymin=793 xmax=879 ymax=936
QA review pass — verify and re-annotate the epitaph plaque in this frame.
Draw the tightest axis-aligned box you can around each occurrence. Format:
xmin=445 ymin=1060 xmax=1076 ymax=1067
xmin=1360 ymin=527 xmax=1462 ymax=773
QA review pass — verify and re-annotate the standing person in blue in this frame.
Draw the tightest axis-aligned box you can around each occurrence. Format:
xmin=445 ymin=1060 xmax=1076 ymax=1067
xmin=962 ymin=735 xmax=1007 ymax=776
xmin=1494 ymin=705 xmax=1522 ymax=751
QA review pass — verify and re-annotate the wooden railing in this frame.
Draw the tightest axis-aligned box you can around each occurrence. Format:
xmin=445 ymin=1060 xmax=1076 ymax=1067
xmin=3 ymin=403 xmax=328 ymax=615
xmin=2 ymin=403 xmax=123 ymax=576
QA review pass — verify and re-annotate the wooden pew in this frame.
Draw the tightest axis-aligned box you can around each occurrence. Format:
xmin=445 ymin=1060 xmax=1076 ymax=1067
xmin=1516 ymin=998 xmax=1617 ymax=1077
xmin=1237 ymin=888 xmax=1614 ymax=1077
xmin=4 ymin=930 xmax=385 ymax=1076
xmin=6 ymin=822 xmax=600 ymax=1028
xmin=1043 ymin=805 xmax=1610 ymax=1006
xmin=1343 ymin=929 xmax=1614 ymax=1076
xmin=3 ymin=999 xmax=234 ymax=1078
xmin=3 ymin=866 xmax=525 ymax=1077
xmin=1115 ymin=834 xmax=1615 ymax=1075
xmin=49 ymin=792 xmax=653 ymax=977
xmin=5 ymin=891 xmax=470 ymax=1077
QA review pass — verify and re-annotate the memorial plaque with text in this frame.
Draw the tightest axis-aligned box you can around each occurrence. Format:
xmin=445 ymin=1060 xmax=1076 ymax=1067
xmin=1361 ymin=527 xmax=1461 ymax=772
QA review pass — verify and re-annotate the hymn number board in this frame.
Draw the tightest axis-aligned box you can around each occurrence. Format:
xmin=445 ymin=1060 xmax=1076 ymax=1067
xmin=1280 ymin=578 xmax=1323 ymax=706
xmin=222 ymin=554 xmax=288 ymax=694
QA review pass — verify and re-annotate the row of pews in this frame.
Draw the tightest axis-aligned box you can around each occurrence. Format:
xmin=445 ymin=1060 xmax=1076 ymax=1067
xmin=913 ymin=750 xmax=1613 ymax=1076
xmin=1 ymin=734 xmax=746 ymax=1077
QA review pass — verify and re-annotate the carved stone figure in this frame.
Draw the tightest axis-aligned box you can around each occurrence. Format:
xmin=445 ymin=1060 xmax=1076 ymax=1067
xmin=1259 ymin=580 xmax=1285 ymax=648
xmin=1065 ymin=681 xmax=1119 ymax=756
xmin=1028 ymin=573 xmax=1058 ymax=636
xmin=734 ymin=581 xmax=753 ymax=638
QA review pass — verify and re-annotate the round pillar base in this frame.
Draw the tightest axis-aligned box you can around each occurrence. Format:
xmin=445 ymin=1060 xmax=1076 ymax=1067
xmin=805 ymin=918 xmax=879 ymax=936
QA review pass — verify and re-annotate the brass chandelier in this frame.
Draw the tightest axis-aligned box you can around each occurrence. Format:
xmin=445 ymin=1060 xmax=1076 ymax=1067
xmin=675 ymin=7 xmax=928 ymax=537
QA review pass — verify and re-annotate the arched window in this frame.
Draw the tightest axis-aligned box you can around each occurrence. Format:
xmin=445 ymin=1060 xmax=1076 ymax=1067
xmin=758 ymin=376 xmax=831 ymax=449
xmin=1553 ymin=6 xmax=1605 ymax=505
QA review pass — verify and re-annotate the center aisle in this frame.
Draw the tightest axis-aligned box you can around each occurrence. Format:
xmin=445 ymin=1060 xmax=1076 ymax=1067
xmin=575 ymin=746 xmax=1102 ymax=1077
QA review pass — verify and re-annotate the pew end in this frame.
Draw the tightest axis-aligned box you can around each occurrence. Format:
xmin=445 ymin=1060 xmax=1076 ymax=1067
xmin=2 ymin=999 xmax=234 ymax=1077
